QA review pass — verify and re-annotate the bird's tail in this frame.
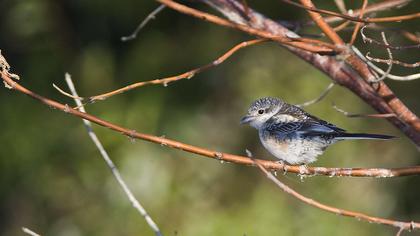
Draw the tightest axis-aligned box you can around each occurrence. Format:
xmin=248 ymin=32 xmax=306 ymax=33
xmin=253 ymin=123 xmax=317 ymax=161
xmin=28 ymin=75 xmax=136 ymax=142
xmin=335 ymin=133 xmax=396 ymax=140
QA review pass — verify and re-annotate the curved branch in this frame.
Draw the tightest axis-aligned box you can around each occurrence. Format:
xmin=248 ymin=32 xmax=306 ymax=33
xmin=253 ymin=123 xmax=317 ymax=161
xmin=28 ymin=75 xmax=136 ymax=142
xmin=2 ymin=70 xmax=420 ymax=178
xmin=255 ymin=161 xmax=420 ymax=234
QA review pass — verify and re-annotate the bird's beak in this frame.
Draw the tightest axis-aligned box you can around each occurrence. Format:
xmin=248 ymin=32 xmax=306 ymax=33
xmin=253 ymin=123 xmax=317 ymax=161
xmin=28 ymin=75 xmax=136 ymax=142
xmin=240 ymin=115 xmax=254 ymax=125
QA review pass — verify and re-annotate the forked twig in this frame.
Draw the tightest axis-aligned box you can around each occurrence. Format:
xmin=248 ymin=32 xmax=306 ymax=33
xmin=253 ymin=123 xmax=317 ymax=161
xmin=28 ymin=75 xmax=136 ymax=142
xmin=65 ymin=74 xmax=163 ymax=236
xmin=353 ymin=46 xmax=420 ymax=81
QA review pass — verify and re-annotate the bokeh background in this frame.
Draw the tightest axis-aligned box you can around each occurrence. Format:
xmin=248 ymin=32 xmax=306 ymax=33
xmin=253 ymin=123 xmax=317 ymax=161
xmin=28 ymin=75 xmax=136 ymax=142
xmin=1 ymin=0 xmax=419 ymax=235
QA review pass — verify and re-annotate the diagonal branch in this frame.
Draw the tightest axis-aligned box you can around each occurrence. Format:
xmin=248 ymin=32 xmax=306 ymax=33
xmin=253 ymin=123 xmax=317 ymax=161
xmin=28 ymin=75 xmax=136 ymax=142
xmin=254 ymin=160 xmax=420 ymax=234
xmin=65 ymin=74 xmax=163 ymax=236
xmin=2 ymin=69 xmax=420 ymax=178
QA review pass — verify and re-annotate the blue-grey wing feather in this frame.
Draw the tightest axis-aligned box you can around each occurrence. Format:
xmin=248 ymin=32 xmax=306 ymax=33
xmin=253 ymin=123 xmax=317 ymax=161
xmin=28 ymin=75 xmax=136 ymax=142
xmin=266 ymin=122 xmax=303 ymax=134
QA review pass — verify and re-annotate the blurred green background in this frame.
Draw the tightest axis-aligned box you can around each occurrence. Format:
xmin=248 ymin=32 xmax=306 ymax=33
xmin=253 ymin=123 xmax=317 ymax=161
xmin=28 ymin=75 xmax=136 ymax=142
xmin=1 ymin=0 xmax=419 ymax=235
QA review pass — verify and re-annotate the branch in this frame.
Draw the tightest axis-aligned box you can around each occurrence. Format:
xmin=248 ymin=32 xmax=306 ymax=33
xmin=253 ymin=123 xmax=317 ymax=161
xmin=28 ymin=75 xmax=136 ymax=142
xmin=64 ymin=74 xmax=163 ymax=236
xmin=156 ymin=0 xmax=336 ymax=54
xmin=299 ymin=0 xmax=345 ymax=45
xmin=332 ymin=103 xmax=396 ymax=119
xmin=283 ymin=0 xmax=419 ymax=23
xmin=85 ymin=39 xmax=265 ymax=102
xmin=321 ymin=0 xmax=413 ymax=24
xmin=353 ymin=46 xmax=420 ymax=81
xmin=349 ymin=0 xmax=368 ymax=46
xmin=2 ymin=69 xmax=420 ymax=178
xmin=296 ymin=82 xmax=335 ymax=107
xmin=366 ymin=55 xmax=420 ymax=68
xmin=121 ymin=5 xmax=166 ymax=42
xmin=254 ymin=160 xmax=420 ymax=234
xmin=361 ymin=26 xmax=420 ymax=50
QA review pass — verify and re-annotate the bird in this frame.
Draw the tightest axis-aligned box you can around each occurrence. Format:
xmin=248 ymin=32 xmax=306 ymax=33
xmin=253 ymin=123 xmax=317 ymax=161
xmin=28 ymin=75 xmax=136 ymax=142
xmin=240 ymin=97 xmax=395 ymax=165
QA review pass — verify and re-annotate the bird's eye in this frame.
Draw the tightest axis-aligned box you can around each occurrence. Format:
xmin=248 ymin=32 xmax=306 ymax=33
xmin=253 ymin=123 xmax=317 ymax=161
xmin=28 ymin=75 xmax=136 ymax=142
xmin=258 ymin=109 xmax=264 ymax=114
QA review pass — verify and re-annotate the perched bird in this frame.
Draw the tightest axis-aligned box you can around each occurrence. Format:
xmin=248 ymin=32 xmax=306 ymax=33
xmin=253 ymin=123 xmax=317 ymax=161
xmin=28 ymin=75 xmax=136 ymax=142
xmin=240 ymin=97 xmax=395 ymax=165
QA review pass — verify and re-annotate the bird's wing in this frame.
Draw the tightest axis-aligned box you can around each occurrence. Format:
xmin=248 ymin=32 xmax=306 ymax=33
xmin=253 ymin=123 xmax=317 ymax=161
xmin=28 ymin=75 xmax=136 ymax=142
xmin=296 ymin=121 xmax=342 ymax=137
xmin=306 ymin=115 xmax=346 ymax=133
xmin=266 ymin=122 xmax=304 ymax=134
xmin=266 ymin=120 xmax=345 ymax=137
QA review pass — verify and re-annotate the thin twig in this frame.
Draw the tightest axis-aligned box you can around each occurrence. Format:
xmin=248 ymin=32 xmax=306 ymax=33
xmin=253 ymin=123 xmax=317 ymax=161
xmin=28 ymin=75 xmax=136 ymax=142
xmin=22 ymin=227 xmax=41 ymax=236
xmin=332 ymin=103 xmax=396 ymax=118
xmin=323 ymin=0 xmax=412 ymax=24
xmin=366 ymin=55 xmax=420 ymax=68
xmin=157 ymin=0 xmax=335 ymax=54
xmin=349 ymin=0 xmax=368 ymax=46
xmin=283 ymin=0 xmax=420 ymax=23
xmin=121 ymin=5 xmax=166 ymax=42
xmin=296 ymin=82 xmax=335 ymax=107
xmin=361 ymin=26 xmax=420 ymax=50
xmin=299 ymin=0 xmax=344 ymax=45
xmin=2 ymin=70 xmax=420 ymax=178
xmin=253 ymin=160 xmax=419 ymax=233
xmin=65 ymin=73 xmax=163 ymax=236
xmin=368 ymin=32 xmax=393 ymax=82
xmin=353 ymin=46 xmax=420 ymax=81
xmin=76 ymin=39 xmax=265 ymax=102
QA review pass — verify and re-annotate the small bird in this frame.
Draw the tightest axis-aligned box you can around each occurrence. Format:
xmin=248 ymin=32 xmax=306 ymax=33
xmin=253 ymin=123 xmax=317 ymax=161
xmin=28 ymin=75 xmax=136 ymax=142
xmin=240 ymin=97 xmax=395 ymax=165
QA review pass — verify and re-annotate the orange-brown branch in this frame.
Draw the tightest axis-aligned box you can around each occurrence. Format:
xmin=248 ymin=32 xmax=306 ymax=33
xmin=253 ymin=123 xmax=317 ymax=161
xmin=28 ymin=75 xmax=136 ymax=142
xmin=255 ymin=161 xmax=420 ymax=233
xmin=2 ymin=69 xmax=420 ymax=178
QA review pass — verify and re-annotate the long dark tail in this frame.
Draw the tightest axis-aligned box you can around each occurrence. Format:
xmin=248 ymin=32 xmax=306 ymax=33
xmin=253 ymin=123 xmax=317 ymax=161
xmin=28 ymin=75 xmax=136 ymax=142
xmin=335 ymin=133 xmax=396 ymax=140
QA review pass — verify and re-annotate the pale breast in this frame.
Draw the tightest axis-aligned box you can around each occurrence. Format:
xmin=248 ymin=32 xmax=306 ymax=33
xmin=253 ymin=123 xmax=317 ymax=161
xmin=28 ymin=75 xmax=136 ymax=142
xmin=259 ymin=130 xmax=332 ymax=165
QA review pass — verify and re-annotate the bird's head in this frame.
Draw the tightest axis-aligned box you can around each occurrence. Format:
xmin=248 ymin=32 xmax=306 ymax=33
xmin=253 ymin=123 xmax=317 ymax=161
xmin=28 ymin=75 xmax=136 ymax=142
xmin=240 ymin=97 xmax=283 ymax=129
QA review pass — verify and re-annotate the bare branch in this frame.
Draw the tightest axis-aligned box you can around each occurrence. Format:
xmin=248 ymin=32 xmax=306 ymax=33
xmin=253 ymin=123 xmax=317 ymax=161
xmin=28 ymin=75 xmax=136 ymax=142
xmin=299 ymin=0 xmax=345 ymax=45
xmin=283 ymin=0 xmax=419 ymax=23
xmin=332 ymin=103 xmax=396 ymax=118
xmin=349 ymin=0 xmax=368 ymax=46
xmin=323 ymin=0 xmax=413 ymax=24
xmin=361 ymin=26 xmax=420 ymax=50
xmin=369 ymin=32 xmax=393 ymax=82
xmin=253 ymin=160 xmax=420 ymax=233
xmin=88 ymin=39 xmax=266 ymax=102
xmin=2 ymin=69 xmax=420 ymax=178
xmin=366 ymin=55 xmax=420 ymax=68
xmin=157 ymin=0 xmax=336 ymax=54
xmin=296 ymin=82 xmax=335 ymax=107
xmin=65 ymin=74 xmax=163 ymax=236
xmin=121 ymin=5 xmax=166 ymax=42
xmin=353 ymin=46 xmax=420 ymax=81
